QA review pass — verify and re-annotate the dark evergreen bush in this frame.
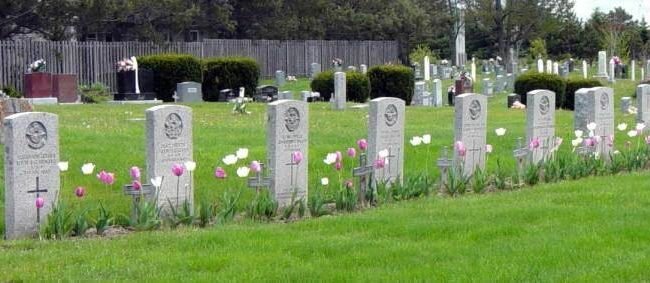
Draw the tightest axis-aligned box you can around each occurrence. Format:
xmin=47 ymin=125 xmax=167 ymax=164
xmin=367 ymin=65 xmax=414 ymax=105
xmin=138 ymin=54 xmax=202 ymax=102
xmin=202 ymin=57 xmax=260 ymax=101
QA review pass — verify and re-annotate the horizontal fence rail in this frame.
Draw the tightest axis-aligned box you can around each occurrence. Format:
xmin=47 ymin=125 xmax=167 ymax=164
xmin=0 ymin=39 xmax=399 ymax=93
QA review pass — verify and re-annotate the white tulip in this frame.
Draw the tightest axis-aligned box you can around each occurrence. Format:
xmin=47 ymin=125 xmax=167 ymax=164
xmin=184 ymin=161 xmax=196 ymax=172
xmin=587 ymin=122 xmax=597 ymax=131
xmin=636 ymin=123 xmax=646 ymax=132
xmin=574 ymin=130 xmax=583 ymax=138
xmin=321 ymin=178 xmax=329 ymax=186
xmin=495 ymin=128 xmax=507 ymax=136
xmin=236 ymin=148 xmax=249 ymax=159
xmin=58 ymin=161 xmax=69 ymax=172
xmin=151 ymin=176 xmax=163 ymax=188
xmin=237 ymin=166 xmax=250 ymax=177
xmin=378 ymin=149 xmax=389 ymax=158
xmin=421 ymin=134 xmax=431 ymax=144
xmin=324 ymin=153 xmax=337 ymax=165
xmin=617 ymin=123 xmax=628 ymax=131
xmin=410 ymin=136 xmax=422 ymax=146
xmin=628 ymin=130 xmax=638 ymax=138
xmin=222 ymin=154 xmax=238 ymax=165
xmin=81 ymin=163 xmax=95 ymax=175
xmin=571 ymin=138 xmax=583 ymax=147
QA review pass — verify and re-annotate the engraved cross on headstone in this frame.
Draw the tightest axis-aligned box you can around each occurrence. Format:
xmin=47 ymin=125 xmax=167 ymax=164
xmin=513 ymin=137 xmax=529 ymax=187
xmin=437 ymin=146 xmax=453 ymax=192
xmin=248 ymin=162 xmax=271 ymax=193
xmin=384 ymin=147 xmax=400 ymax=182
xmin=467 ymin=140 xmax=483 ymax=168
xmin=353 ymin=152 xmax=374 ymax=205
xmin=27 ymin=177 xmax=48 ymax=224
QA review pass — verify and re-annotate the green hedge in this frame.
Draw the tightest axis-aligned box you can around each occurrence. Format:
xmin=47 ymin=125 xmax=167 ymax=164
xmin=310 ymin=71 xmax=370 ymax=103
xmin=1 ymin=86 xmax=21 ymax=98
xmin=367 ymin=65 xmax=414 ymax=105
xmin=202 ymin=57 xmax=260 ymax=101
xmin=514 ymin=72 xmax=566 ymax=108
xmin=564 ymin=78 xmax=603 ymax=110
xmin=138 ymin=54 xmax=202 ymax=102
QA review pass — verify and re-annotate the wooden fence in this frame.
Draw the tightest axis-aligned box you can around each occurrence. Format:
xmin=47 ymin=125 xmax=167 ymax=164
xmin=0 ymin=39 xmax=399 ymax=92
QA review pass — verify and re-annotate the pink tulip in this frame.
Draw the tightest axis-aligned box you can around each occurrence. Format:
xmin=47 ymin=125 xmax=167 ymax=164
xmin=374 ymin=158 xmax=386 ymax=169
xmin=96 ymin=170 xmax=107 ymax=182
xmin=335 ymin=162 xmax=342 ymax=171
xmin=607 ymin=135 xmax=614 ymax=147
xmin=132 ymin=180 xmax=142 ymax=191
xmin=250 ymin=161 xmax=262 ymax=173
xmin=347 ymin=147 xmax=356 ymax=158
xmin=75 ymin=187 xmax=86 ymax=198
xmin=35 ymin=197 xmax=45 ymax=208
xmin=357 ymin=139 xmax=368 ymax=151
xmin=171 ymin=163 xmax=184 ymax=177
xmin=335 ymin=151 xmax=343 ymax=162
xmin=291 ymin=151 xmax=303 ymax=164
xmin=529 ymin=138 xmax=540 ymax=150
xmin=214 ymin=167 xmax=227 ymax=179
xmin=584 ymin=137 xmax=596 ymax=147
xmin=130 ymin=166 xmax=140 ymax=180
xmin=455 ymin=141 xmax=466 ymax=157
xmin=345 ymin=179 xmax=354 ymax=189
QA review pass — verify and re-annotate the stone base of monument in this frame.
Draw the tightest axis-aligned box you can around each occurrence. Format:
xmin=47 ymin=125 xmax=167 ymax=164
xmin=26 ymin=97 xmax=58 ymax=105
xmin=108 ymin=99 xmax=163 ymax=105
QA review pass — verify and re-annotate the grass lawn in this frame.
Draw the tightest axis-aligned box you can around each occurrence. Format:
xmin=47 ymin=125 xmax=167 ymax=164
xmin=2 ymin=172 xmax=650 ymax=281
xmin=0 ymin=69 xmax=648 ymax=280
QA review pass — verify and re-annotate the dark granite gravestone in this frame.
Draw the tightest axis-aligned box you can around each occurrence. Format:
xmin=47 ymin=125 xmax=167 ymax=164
xmin=218 ymin=89 xmax=235 ymax=102
xmin=52 ymin=74 xmax=78 ymax=103
xmin=114 ymin=69 xmax=156 ymax=101
xmin=255 ymin=85 xmax=278 ymax=102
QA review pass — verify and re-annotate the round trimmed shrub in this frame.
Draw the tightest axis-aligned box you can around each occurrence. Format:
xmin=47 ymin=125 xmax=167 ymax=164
xmin=514 ymin=72 xmax=566 ymax=108
xmin=138 ymin=54 xmax=202 ymax=102
xmin=2 ymin=86 xmax=21 ymax=98
xmin=202 ymin=57 xmax=260 ymax=101
xmin=310 ymin=71 xmax=370 ymax=103
xmin=367 ymin=65 xmax=414 ymax=105
xmin=564 ymin=78 xmax=603 ymax=110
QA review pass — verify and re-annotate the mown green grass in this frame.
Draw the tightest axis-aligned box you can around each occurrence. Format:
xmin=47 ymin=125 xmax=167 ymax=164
xmin=0 ymin=71 xmax=647 ymax=280
xmin=2 ymin=172 xmax=650 ymax=281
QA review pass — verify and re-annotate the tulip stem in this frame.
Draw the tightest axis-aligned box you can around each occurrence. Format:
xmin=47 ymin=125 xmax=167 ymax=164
xmin=176 ymin=176 xmax=180 ymax=207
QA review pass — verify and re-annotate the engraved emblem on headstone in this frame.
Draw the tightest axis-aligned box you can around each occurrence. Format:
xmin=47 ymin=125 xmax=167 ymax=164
xmin=164 ymin=113 xmax=183 ymax=140
xmin=384 ymin=104 xmax=398 ymax=127
xmin=469 ymin=99 xmax=481 ymax=120
xmin=25 ymin=121 xmax=47 ymax=149
xmin=284 ymin=107 xmax=300 ymax=132
xmin=600 ymin=92 xmax=609 ymax=110
xmin=539 ymin=95 xmax=550 ymax=115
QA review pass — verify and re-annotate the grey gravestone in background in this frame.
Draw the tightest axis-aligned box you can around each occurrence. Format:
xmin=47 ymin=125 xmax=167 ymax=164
xmin=267 ymin=100 xmax=308 ymax=206
xmin=646 ymin=61 xmax=650 ymax=80
xmin=310 ymin=63 xmax=321 ymax=79
xmin=176 ymin=82 xmax=203 ymax=103
xmin=413 ymin=82 xmax=425 ymax=105
xmin=300 ymin=91 xmax=311 ymax=102
xmin=432 ymin=79 xmax=443 ymax=107
xmin=347 ymin=66 xmax=357 ymax=72
xmin=596 ymin=51 xmax=608 ymax=78
xmin=621 ymin=97 xmax=631 ymax=114
xmin=526 ymin=90 xmax=556 ymax=164
xmin=637 ymin=84 xmax=650 ymax=124
xmin=360 ymin=64 xmax=368 ymax=74
xmin=454 ymin=93 xmax=487 ymax=176
xmin=4 ymin=112 xmax=59 ymax=239
xmin=575 ymin=87 xmax=614 ymax=157
xmin=146 ymin=105 xmax=193 ymax=211
xmin=495 ymin=75 xmax=505 ymax=92
xmin=368 ymin=97 xmax=405 ymax=186
xmin=275 ymin=70 xmax=286 ymax=87
xmin=333 ymin=72 xmax=346 ymax=110
xmin=482 ymin=78 xmax=493 ymax=96
xmin=431 ymin=64 xmax=438 ymax=77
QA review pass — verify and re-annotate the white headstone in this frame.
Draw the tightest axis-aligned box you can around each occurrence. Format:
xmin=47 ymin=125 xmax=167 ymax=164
xmin=360 ymin=64 xmax=368 ymax=74
xmin=413 ymin=82 xmax=425 ymax=105
xmin=454 ymin=93 xmax=487 ymax=176
xmin=596 ymin=51 xmax=607 ymax=78
xmin=637 ymin=84 xmax=650 ymax=124
xmin=368 ymin=97 xmax=405 ymax=185
xmin=621 ymin=97 xmax=631 ymax=114
xmin=574 ymin=87 xmax=614 ymax=158
xmin=333 ymin=72 xmax=346 ymax=110
xmin=632 ymin=60 xmax=636 ymax=81
xmin=553 ymin=62 xmax=559 ymax=75
xmin=275 ymin=70 xmax=286 ymax=87
xmin=146 ymin=105 xmax=193 ymax=211
xmin=546 ymin=60 xmax=552 ymax=74
xmin=471 ymin=61 xmax=477 ymax=82
xmin=526 ymin=90 xmax=556 ymax=164
xmin=310 ymin=63 xmax=321 ymax=79
xmin=424 ymin=56 xmax=430 ymax=81
xmin=537 ymin=59 xmax=544 ymax=73
xmin=609 ymin=60 xmax=616 ymax=83
xmin=267 ymin=100 xmax=309 ymax=206
xmin=432 ymin=79 xmax=443 ymax=107
xmin=582 ymin=60 xmax=588 ymax=79
xmin=4 ymin=112 xmax=59 ymax=239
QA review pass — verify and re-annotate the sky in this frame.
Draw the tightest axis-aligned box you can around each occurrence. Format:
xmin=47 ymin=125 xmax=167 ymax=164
xmin=573 ymin=0 xmax=650 ymax=22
